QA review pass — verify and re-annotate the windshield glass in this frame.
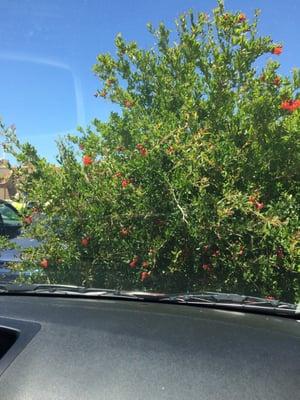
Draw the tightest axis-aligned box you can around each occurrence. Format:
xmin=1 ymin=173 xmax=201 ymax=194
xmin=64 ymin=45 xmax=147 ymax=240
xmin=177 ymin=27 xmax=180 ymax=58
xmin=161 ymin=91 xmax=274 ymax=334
xmin=0 ymin=0 xmax=299 ymax=306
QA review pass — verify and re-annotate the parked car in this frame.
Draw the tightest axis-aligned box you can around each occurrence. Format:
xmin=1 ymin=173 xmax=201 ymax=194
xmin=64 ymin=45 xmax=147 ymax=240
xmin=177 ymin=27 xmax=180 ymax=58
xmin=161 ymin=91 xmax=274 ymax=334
xmin=0 ymin=200 xmax=22 ymax=239
xmin=0 ymin=200 xmax=39 ymax=282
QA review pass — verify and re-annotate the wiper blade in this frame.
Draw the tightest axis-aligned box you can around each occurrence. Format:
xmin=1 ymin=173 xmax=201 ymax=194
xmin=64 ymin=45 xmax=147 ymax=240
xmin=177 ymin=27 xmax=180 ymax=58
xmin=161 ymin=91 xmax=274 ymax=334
xmin=0 ymin=284 xmax=164 ymax=301
xmin=0 ymin=285 xmax=297 ymax=317
xmin=160 ymin=291 xmax=297 ymax=317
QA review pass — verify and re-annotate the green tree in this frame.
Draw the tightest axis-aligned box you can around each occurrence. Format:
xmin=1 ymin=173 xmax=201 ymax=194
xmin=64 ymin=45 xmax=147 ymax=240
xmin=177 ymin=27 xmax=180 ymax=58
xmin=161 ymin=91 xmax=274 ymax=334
xmin=2 ymin=0 xmax=300 ymax=302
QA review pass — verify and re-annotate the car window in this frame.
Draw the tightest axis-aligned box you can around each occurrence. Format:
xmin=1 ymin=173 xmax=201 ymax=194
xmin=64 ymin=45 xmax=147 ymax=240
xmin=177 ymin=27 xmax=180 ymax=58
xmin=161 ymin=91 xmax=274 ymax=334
xmin=0 ymin=204 xmax=21 ymax=226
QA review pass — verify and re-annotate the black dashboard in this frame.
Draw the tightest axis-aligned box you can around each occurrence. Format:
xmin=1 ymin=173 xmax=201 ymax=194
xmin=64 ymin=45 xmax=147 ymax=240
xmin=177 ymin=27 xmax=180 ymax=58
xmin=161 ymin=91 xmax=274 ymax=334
xmin=0 ymin=295 xmax=299 ymax=399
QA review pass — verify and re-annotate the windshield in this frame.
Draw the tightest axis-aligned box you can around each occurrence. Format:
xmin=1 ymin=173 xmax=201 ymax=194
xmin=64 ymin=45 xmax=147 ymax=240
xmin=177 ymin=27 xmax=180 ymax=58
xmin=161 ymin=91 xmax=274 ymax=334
xmin=0 ymin=0 xmax=299 ymax=307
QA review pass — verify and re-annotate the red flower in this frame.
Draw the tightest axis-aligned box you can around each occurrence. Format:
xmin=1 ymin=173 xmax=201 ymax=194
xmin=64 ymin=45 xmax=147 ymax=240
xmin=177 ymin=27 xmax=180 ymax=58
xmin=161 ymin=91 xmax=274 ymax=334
xmin=237 ymin=247 xmax=244 ymax=256
xmin=139 ymin=147 xmax=148 ymax=157
xmin=81 ymin=237 xmax=90 ymax=247
xmin=265 ymin=296 xmax=275 ymax=301
xmin=281 ymin=99 xmax=300 ymax=112
xmin=83 ymin=155 xmax=93 ymax=166
xmin=276 ymin=247 xmax=284 ymax=259
xmin=124 ymin=99 xmax=134 ymax=108
xmin=121 ymin=179 xmax=130 ymax=188
xmin=120 ymin=227 xmax=129 ymax=237
xmin=255 ymin=201 xmax=264 ymax=210
xmin=142 ymin=261 xmax=149 ymax=268
xmin=40 ymin=258 xmax=49 ymax=269
xmin=129 ymin=260 xmax=137 ymax=268
xmin=273 ymin=76 xmax=281 ymax=86
xmin=129 ymin=256 xmax=139 ymax=268
xmin=23 ymin=215 xmax=33 ymax=225
xmin=136 ymin=144 xmax=148 ymax=156
xmin=141 ymin=271 xmax=150 ymax=282
xmin=281 ymin=101 xmax=291 ymax=111
xmin=238 ymin=13 xmax=246 ymax=22
xmin=202 ymin=264 xmax=211 ymax=272
xmin=271 ymin=46 xmax=282 ymax=55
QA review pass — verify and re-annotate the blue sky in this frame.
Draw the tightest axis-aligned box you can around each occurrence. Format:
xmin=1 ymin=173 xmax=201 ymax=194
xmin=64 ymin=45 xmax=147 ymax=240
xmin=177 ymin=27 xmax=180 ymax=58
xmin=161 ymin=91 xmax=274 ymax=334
xmin=0 ymin=0 xmax=299 ymax=163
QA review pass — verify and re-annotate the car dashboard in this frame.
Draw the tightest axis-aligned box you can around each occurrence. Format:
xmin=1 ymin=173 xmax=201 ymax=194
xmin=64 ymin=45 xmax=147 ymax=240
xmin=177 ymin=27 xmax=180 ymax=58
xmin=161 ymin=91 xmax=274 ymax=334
xmin=0 ymin=295 xmax=299 ymax=400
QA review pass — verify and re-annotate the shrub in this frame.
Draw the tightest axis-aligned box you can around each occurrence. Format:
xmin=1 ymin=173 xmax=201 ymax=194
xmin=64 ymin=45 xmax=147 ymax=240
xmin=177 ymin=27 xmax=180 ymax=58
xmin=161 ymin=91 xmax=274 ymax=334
xmin=2 ymin=1 xmax=299 ymax=302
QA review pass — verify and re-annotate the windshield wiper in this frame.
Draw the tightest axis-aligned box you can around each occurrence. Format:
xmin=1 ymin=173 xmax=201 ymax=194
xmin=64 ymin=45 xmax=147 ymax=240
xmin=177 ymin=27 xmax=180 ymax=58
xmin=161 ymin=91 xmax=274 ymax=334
xmin=0 ymin=284 xmax=165 ymax=301
xmin=0 ymin=284 xmax=298 ymax=318
xmin=159 ymin=292 xmax=298 ymax=317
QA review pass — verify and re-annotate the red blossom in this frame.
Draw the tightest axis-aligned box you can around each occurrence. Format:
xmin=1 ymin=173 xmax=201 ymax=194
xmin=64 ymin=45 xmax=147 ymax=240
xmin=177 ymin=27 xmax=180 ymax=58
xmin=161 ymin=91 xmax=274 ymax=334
xmin=82 ymin=155 xmax=93 ymax=166
xmin=121 ymin=179 xmax=130 ymax=188
xmin=265 ymin=296 xmax=275 ymax=301
xmin=129 ymin=260 xmax=137 ymax=268
xmin=238 ymin=13 xmax=246 ymax=22
xmin=40 ymin=258 xmax=49 ymax=269
xmin=81 ymin=237 xmax=90 ymax=247
xmin=136 ymin=144 xmax=148 ymax=156
xmin=141 ymin=271 xmax=150 ymax=281
xmin=124 ymin=99 xmax=134 ymax=108
xmin=281 ymin=101 xmax=290 ymax=111
xmin=129 ymin=256 xmax=139 ymax=268
xmin=281 ymin=99 xmax=300 ymax=112
xmin=120 ymin=227 xmax=129 ymax=237
xmin=273 ymin=76 xmax=281 ymax=86
xmin=271 ymin=46 xmax=282 ymax=55
xmin=202 ymin=264 xmax=211 ymax=272
xmin=23 ymin=215 xmax=33 ymax=225
xmin=255 ymin=201 xmax=264 ymax=210
xmin=237 ymin=246 xmax=244 ymax=256
xmin=276 ymin=247 xmax=284 ymax=259
xmin=139 ymin=147 xmax=148 ymax=157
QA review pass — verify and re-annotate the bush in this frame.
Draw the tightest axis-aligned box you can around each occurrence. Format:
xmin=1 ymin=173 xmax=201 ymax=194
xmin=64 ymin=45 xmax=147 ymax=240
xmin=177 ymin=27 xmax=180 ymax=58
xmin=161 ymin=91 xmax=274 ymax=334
xmin=2 ymin=1 xmax=300 ymax=302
